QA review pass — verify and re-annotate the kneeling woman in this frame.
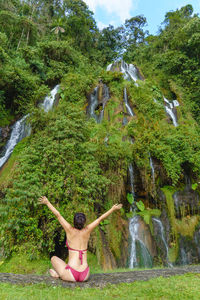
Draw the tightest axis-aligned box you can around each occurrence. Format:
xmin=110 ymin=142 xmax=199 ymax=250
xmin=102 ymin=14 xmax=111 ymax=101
xmin=39 ymin=196 xmax=122 ymax=282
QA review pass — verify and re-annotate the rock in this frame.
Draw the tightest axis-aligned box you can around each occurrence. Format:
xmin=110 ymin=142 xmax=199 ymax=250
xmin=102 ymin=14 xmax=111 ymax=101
xmin=177 ymin=235 xmax=200 ymax=265
xmin=99 ymin=229 xmax=117 ymax=270
xmin=136 ymin=217 xmax=157 ymax=258
xmin=173 ymin=190 xmax=200 ymax=218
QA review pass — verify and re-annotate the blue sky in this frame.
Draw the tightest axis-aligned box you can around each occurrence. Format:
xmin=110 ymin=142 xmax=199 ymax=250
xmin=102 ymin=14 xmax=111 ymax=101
xmin=84 ymin=0 xmax=200 ymax=34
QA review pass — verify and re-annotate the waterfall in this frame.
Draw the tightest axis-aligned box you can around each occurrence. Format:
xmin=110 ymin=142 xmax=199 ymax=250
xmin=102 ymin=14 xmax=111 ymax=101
xmin=87 ymin=84 xmax=109 ymax=123
xmin=106 ymin=63 xmax=112 ymax=71
xmin=106 ymin=60 xmax=139 ymax=85
xmin=87 ymin=87 xmax=98 ymax=121
xmin=0 ymin=115 xmax=31 ymax=169
xmin=40 ymin=85 xmax=60 ymax=112
xmin=124 ymin=88 xmax=134 ymax=117
xmin=149 ymin=155 xmax=155 ymax=183
xmin=128 ymin=163 xmax=153 ymax=268
xmin=0 ymin=85 xmax=59 ymax=169
xmin=120 ymin=61 xmax=139 ymax=84
xmin=152 ymin=218 xmax=173 ymax=267
xmin=180 ymin=248 xmax=189 ymax=265
xmin=173 ymin=192 xmax=180 ymax=218
xmin=128 ymin=164 xmax=136 ymax=200
xmin=99 ymin=85 xmax=109 ymax=123
xmin=129 ymin=216 xmax=153 ymax=268
xmin=129 ymin=216 xmax=139 ymax=268
xmin=163 ymin=97 xmax=179 ymax=127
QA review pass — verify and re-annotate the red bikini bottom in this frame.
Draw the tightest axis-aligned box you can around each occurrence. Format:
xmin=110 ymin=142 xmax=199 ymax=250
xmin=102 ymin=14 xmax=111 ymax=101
xmin=65 ymin=264 xmax=89 ymax=282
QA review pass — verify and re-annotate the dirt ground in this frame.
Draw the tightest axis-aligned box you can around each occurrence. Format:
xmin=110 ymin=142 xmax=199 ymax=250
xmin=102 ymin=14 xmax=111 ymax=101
xmin=0 ymin=265 xmax=200 ymax=288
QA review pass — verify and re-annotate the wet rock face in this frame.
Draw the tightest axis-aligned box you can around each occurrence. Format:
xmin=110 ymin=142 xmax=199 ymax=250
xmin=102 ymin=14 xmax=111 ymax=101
xmin=86 ymin=83 xmax=109 ymax=123
xmin=173 ymin=190 xmax=200 ymax=218
xmin=152 ymin=218 xmax=168 ymax=263
xmin=194 ymin=225 xmax=200 ymax=259
xmin=135 ymin=217 xmax=157 ymax=258
xmin=117 ymin=219 xmax=129 ymax=268
xmin=99 ymin=229 xmax=117 ymax=270
xmin=177 ymin=235 xmax=200 ymax=265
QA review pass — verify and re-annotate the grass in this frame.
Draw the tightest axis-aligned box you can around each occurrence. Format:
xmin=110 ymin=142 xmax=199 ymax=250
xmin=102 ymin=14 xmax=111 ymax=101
xmin=0 ymin=252 xmax=136 ymax=275
xmin=1 ymin=273 xmax=200 ymax=299
xmin=0 ymin=255 xmax=51 ymax=276
xmin=0 ymin=251 xmax=104 ymax=275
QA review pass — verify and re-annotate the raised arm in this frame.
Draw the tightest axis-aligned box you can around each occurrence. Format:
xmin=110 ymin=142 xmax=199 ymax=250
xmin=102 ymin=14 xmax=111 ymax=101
xmin=38 ymin=196 xmax=72 ymax=232
xmin=87 ymin=204 xmax=122 ymax=233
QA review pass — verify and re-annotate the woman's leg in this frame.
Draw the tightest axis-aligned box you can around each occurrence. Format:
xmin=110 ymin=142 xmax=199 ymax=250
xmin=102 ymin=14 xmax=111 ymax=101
xmin=49 ymin=269 xmax=59 ymax=278
xmin=50 ymin=256 xmax=75 ymax=282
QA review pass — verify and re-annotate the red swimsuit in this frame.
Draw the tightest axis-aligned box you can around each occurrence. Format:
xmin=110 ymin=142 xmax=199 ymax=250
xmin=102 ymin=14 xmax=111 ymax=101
xmin=65 ymin=241 xmax=89 ymax=282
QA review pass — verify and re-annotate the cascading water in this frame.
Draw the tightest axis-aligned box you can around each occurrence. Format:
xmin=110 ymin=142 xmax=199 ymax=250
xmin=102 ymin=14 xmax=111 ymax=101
xmin=163 ymin=97 xmax=179 ymax=127
xmin=152 ymin=218 xmax=173 ymax=267
xmin=107 ymin=60 xmax=141 ymax=85
xmin=121 ymin=61 xmax=139 ymax=84
xmin=106 ymin=63 xmax=112 ymax=72
xmin=0 ymin=115 xmax=31 ymax=169
xmin=0 ymin=85 xmax=59 ymax=169
xmin=87 ymin=87 xmax=98 ymax=121
xmin=180 ymin=248 xmax=189 ymax=265
xmin=40 ymin=85 xmax=60 ymax=112
xmin=87 ymin=84 xmax=109 ymax=123
xmin=129 ymin=216 xmax=139 ymax=268
xmin=129 ymin=216 xmax=153 ymax=268
xmin=149 ymin=155 xmax=155 ymax=183
xmin=124 ymin=88 xmax=134 ymax=117
xmin=128 ymin=164 xmax=135 ymax=199
xmin=99 ymin=85 xmax=109 ymax=122
xmin=173 ymin=192 xmax=180 ymax=218
xmin=128 ymin=150 xmax=153 ymax=268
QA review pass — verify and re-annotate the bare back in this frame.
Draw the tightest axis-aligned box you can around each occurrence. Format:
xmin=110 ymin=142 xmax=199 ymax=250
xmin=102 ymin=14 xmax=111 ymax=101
xmin=65 ymin=227 xmax=90 ymax=271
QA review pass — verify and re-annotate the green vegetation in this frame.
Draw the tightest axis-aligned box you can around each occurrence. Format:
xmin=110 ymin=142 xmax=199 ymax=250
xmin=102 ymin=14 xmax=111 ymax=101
xmin=0 ymin=251 xmax=102 ymax=275
xmin=1 ymin=273 xmax=200 ymax=299
xmin=125 ymin=5 xmax=200 ymax=124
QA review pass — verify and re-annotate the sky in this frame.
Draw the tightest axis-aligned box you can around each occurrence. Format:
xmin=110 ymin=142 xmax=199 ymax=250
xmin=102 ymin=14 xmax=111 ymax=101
xmin=84 ymin=0 xmax=200 ymax=35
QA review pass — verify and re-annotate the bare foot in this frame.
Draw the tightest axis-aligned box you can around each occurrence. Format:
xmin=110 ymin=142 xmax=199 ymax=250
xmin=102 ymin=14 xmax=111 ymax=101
xmin=49 ymin=269 xmax=59 ymax=278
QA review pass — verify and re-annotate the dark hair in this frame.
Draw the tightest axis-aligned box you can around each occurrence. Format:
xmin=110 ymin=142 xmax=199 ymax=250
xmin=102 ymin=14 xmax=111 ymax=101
xmin=74 ymin=212 xmax=86 ymax=230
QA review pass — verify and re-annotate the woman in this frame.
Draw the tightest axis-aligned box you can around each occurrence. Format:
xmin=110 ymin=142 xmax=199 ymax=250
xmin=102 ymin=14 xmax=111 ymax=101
xmin=38 ymin=196 xmax=122 ymax=282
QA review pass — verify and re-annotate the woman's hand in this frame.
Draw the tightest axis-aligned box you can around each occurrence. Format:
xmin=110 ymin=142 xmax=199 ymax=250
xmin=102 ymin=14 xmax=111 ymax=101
xmin=112 ymin=204 xmax=122 ymax=211
xmin=38 ymin=196 xmax=49 ymax=205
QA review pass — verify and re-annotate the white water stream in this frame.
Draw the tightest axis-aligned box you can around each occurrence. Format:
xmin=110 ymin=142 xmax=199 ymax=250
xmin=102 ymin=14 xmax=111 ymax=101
xmin=87 ymin=84 xmax=109 ymax=123
xmin=163 ymin=97 xmax=179 ymax=127
xmin=0 ymin=85 xmax=59 ymax=169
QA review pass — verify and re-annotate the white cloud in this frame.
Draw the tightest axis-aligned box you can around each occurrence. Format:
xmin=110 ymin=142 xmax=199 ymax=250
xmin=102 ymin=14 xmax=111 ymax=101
xmin=84 ymin=0 xmax=137 ymax=22
xmin=97 ymin=21 xmax=108 ymax=30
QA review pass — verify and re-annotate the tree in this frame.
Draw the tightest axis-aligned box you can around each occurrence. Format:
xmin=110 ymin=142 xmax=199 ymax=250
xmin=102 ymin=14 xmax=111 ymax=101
xmin=51 ymin=17 xmax=65 ymax=41
xmin=97 ymin=25 xmax=123 ymax=63
xmin=62 ymin=0 xmax=98 ymax=53
xmin=124 ymin=15 xmax=148 ymax=48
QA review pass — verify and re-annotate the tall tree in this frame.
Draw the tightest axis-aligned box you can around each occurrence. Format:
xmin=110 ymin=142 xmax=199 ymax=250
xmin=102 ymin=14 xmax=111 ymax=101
xmin=97 ymin=25 xmax=123 ymax=63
